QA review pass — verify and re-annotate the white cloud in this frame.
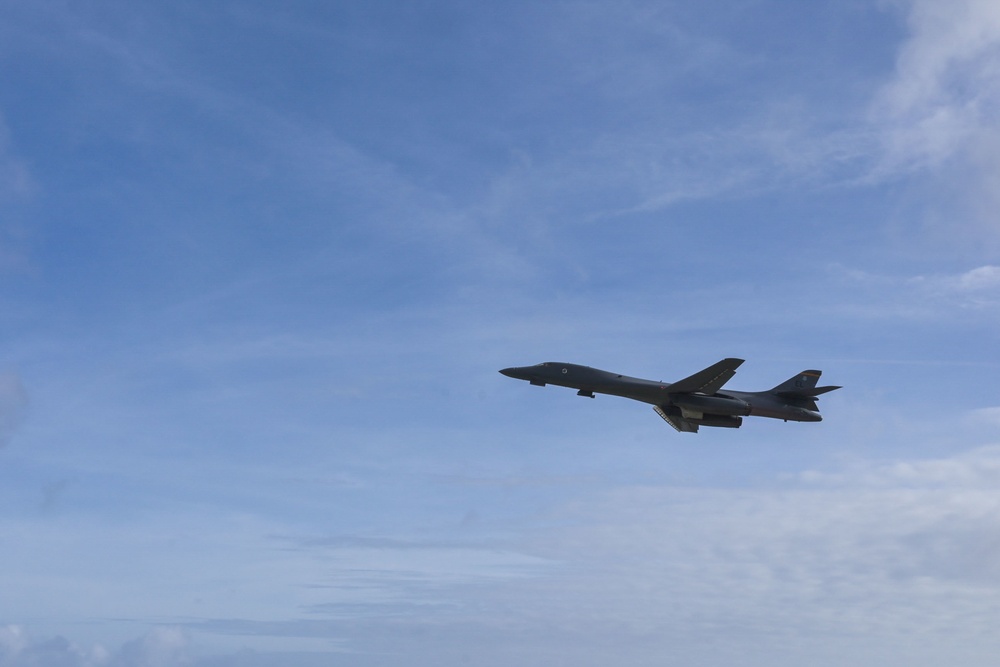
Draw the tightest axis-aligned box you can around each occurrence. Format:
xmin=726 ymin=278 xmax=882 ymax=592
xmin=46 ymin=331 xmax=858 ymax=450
xmin=0 ymin=625 xmax=28 ymax=657
xmin=0 ymin=115 xmax=34 ymax=273
xmin=449 ymin=447 xmax=1000 ymax=664
xmin=6 ymin=447 xmax=1000 ymax=665
xmin=0 ymin=624 xmax=110 ymax=667
xmin=0 ymin=625 xmax=336 ymax=667
xmin=803 ymin=444 xmax=1000 ymax=488
xmin=829 ymin=264 xmax=1000 ymax=319
xmin=191 ymin=447 xmax=1000 ymax=665
xmin=874 ymin=0 xmax=1000 ymax=168
xmin=916 ymin=265 xmax=1000 ymax=309
xmin=0 ymin=626 xmax=197 ymax=667
xmin=0 ymin=373 xmax=27 ymax=447
xmin=107 ymin=627 xmax=189 ymax=667
xmin=956 ymin=265 xmax=1000 ymax=291
xmin=872 ymin=0 xmax=1000 ymax=243
xmin=970 ymin=406 xmax=1000 ymax=426
xmin=204 ymin=446 xmax=1000 ymax=666
xmin=908 ymin=264 xmax=1000 ymax=299
xmin=0 ymin=116 xmax=34 ymax=203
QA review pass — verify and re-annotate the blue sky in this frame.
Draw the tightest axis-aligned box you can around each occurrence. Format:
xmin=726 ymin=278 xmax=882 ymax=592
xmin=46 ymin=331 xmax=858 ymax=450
xmin=0 ymin=0 xmax=999 ymax=665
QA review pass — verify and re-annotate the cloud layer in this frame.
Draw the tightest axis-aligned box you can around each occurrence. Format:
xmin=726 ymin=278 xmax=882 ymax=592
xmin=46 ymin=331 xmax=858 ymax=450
xmin=0 ymin=1 xmax=999 ymax=666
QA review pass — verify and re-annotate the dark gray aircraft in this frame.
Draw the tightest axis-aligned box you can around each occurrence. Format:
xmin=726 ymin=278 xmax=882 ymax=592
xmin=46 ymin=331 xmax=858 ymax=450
xmin=499 ymin=358 xmax=839 ymax=432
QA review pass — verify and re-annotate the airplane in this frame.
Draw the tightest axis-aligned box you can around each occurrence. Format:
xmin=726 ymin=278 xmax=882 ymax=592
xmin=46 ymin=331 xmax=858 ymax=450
xmin=499 ymin=358 xmax=839 ymax=433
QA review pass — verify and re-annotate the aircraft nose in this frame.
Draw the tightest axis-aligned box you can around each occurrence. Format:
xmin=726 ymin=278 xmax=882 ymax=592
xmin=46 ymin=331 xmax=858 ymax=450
xmin=499 ymin=367 xmax=518 ymax=378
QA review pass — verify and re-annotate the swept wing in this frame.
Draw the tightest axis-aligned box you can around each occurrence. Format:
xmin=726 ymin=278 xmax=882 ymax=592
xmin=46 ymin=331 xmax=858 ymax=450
xmin=667 ymin=358 xmax=745 ymax=395
xmin=654 ymin=406 xmax=700 ymax=433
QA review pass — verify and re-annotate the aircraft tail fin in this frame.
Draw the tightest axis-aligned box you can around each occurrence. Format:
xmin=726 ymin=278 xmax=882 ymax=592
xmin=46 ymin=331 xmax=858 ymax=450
xmin=771 ymin=370 xmax=841 ymax=398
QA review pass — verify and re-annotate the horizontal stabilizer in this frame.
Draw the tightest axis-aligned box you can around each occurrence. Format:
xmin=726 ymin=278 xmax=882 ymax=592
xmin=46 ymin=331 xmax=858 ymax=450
xmin=771 ymin=370 xmax=841 ymax=398
xmin=778 ymin=385 xmax=841 ymax=398
xmin=668 ymin=358 xmax=744 ymax=395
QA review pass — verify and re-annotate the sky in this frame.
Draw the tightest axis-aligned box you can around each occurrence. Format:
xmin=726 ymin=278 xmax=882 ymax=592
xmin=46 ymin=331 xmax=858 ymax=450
xmin=0 ymin=0 xmax=999 ymax=665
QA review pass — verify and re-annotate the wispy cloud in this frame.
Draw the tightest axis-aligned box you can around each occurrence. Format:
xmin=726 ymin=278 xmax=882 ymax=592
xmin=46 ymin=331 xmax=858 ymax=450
xmin=0 ymin=373 xmax=28 ymax=448
xmin=515 ymin=0 xmax=1000 ymax=236
xmin=873 ymin=0 xmax=1000 ymax=171
xmin=0 ymin=114 xmax=35 ymax=273
xmin=970 ymin=406 xmax=1000 ymax=426
xmin=912 ymin=265 xmax=1000 ymax=309
xmin=437 ymin=446 xmax=1000 ymax=662
xmin=0 ymin=623 xmax=341 ymax=667
xmin=7 ymin=443 xmax=1000 ymax=666
xmin=871 ymin=0 xmax=1000 ymax=246
xmin=181 ymin=445 xmax=1000 ymax=663
xmin=0 ymin=118 xmax=33 ymax=203
xmin=829 ymin=264 xmax=1000 ymax=320
xmin=0 ymin=624 xmax=184 ymax=667
xmin=801 ymin=444 xmax=1000 ymax=487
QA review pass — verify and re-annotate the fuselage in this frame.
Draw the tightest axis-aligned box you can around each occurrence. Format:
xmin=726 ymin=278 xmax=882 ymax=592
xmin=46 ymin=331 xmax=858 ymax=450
xmin=499 ymin=362 xmax=822 ymax=423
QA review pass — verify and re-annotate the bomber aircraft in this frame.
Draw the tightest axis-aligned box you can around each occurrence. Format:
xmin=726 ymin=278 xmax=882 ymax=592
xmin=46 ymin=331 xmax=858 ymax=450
xmin=499 ymin=358 xmax=839 ymax=433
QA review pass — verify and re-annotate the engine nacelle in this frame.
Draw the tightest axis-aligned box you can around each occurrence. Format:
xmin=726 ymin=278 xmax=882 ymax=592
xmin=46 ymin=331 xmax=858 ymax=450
xmin=670 ymin=394 xmax=751 ymax=417
xmin=695 ymin=414 xmax=743 ymax=429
